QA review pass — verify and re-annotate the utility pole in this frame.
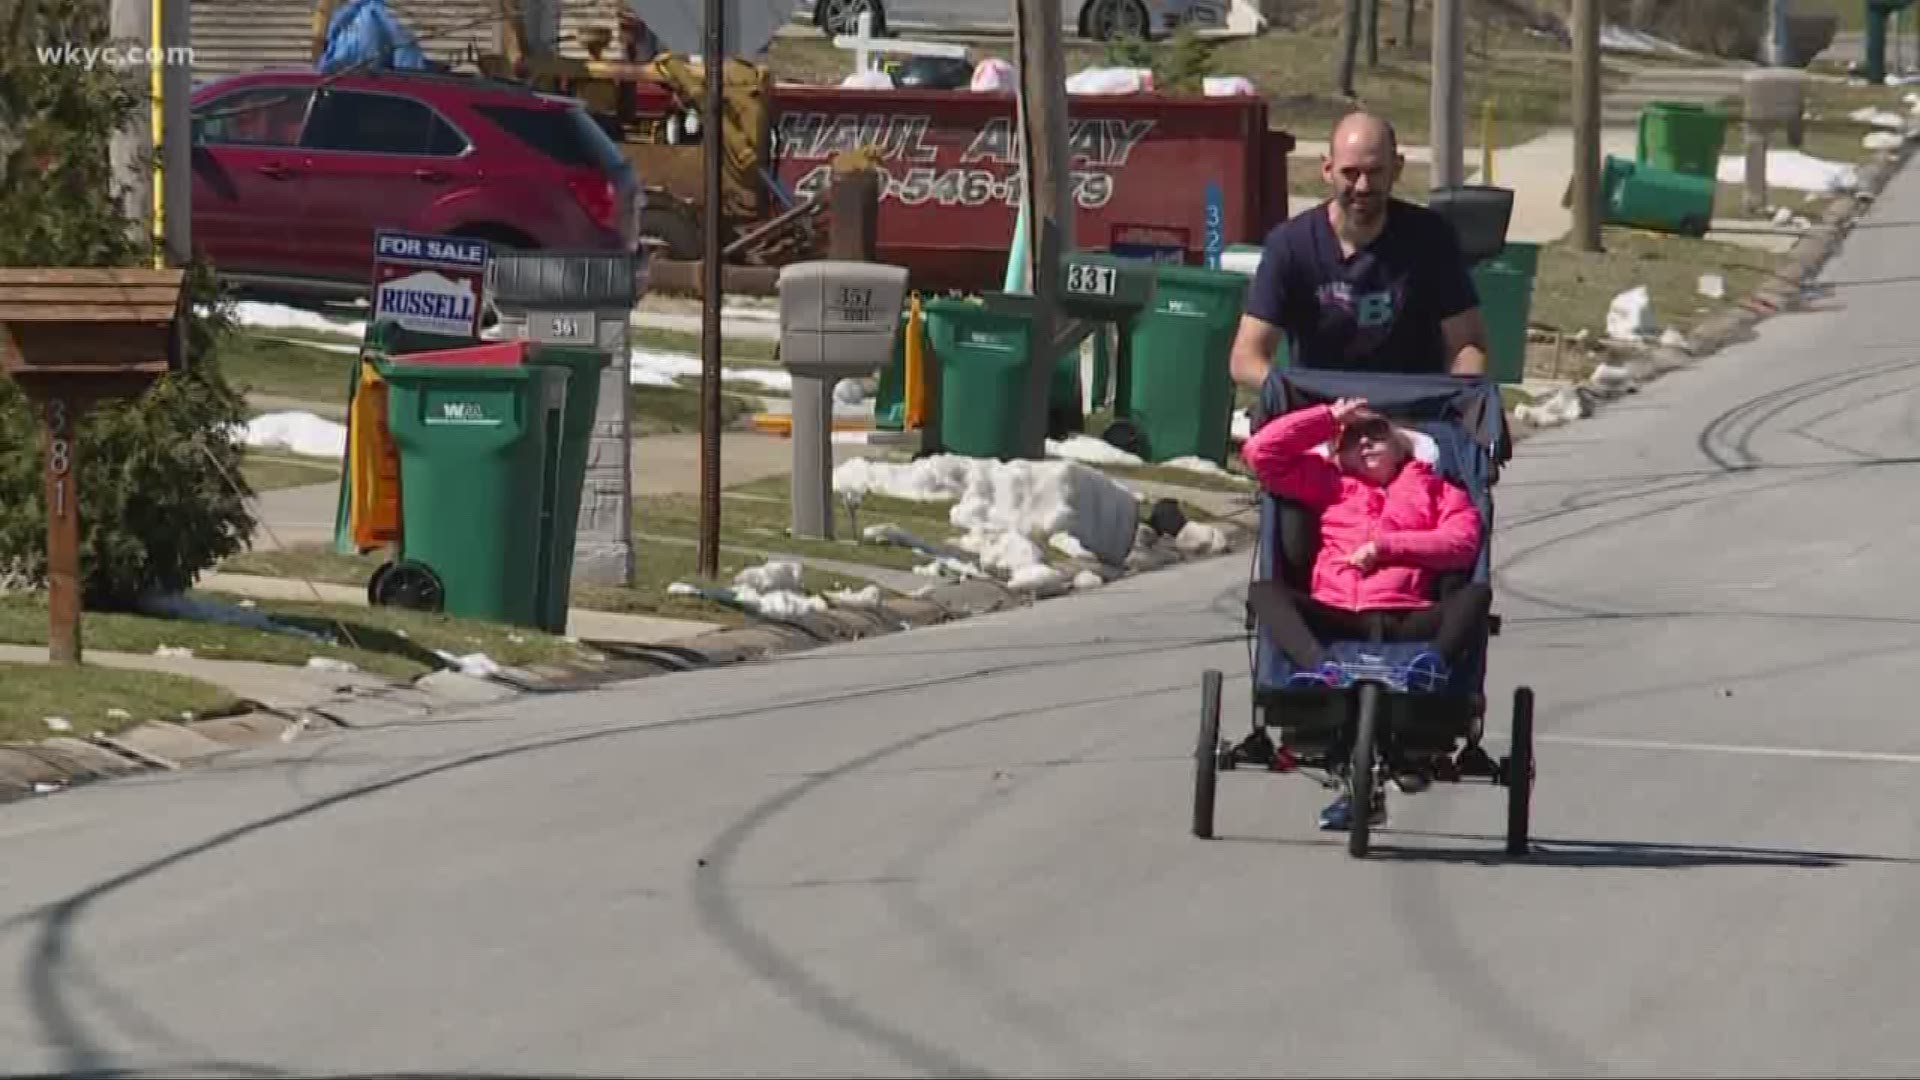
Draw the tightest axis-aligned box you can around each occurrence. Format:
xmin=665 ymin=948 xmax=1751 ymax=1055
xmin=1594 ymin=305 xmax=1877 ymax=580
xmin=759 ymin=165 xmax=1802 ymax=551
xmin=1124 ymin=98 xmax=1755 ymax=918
xmin=110 ymin=0 xmax=153 ymax=251
xmin=159 ymin=0 xmax=192 ymax=266
xmin=1768 ymin=0 xmax=1790 ymax=66
xmin=1338 ymin=0 xmax=1362 ymax=97
xmin=1013 ymin=0 xmax=1070 ymax=460
xmin=1571 ymin=0 xmax=1601 ymax=251
xmin=696 ymin=0 xmax=724 ymax=577
xmin=1429 ymin=0 xmax=1463 ymax=189
xmin=1402 ymin=0 xmax=1416 ymax=55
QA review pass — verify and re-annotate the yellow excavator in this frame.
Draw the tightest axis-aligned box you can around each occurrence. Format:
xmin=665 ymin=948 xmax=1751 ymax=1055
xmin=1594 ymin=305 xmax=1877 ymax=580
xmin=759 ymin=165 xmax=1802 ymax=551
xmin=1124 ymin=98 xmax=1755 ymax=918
xmin=310 ymin=0 xmax=816 ymax=263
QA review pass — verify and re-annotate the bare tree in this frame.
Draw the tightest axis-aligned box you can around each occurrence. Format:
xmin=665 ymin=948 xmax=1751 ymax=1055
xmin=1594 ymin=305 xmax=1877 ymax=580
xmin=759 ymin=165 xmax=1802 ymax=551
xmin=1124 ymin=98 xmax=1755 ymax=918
xmin=1403 ymin=0 xmax=1417 ymax=54
xmin=1365 ymin=0 xmax=1379 ymax=65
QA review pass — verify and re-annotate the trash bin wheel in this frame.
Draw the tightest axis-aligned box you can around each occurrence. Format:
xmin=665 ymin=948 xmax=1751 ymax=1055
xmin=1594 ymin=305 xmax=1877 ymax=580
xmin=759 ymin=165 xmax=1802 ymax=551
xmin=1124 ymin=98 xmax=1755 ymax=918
xmin=370 ymin=560 xmax=446 ymax=613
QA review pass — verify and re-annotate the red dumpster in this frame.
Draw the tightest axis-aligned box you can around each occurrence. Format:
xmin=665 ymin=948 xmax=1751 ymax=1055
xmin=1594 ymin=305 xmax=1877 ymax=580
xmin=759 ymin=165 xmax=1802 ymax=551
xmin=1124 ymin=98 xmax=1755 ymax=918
xmin=769 ymin=86 xmax=1295 ymax=293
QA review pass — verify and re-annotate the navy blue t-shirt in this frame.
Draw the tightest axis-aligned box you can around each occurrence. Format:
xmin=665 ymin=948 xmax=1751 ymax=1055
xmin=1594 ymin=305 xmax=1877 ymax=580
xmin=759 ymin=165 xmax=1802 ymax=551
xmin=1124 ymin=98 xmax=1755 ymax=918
xmin=1245 ymin=198 xmax=1479 ymax=374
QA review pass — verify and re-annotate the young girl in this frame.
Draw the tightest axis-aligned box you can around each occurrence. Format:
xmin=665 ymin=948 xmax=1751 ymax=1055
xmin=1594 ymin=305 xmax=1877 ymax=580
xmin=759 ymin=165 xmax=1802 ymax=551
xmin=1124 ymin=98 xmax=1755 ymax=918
xmin=1240 ymin=396 xmax=1492 ymax=690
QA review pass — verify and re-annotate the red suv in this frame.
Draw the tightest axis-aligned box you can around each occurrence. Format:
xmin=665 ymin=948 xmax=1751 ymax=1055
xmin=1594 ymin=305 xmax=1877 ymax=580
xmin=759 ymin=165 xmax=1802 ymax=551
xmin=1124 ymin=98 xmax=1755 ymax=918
xmin=191 ymin=68 xmax=642 ymax=298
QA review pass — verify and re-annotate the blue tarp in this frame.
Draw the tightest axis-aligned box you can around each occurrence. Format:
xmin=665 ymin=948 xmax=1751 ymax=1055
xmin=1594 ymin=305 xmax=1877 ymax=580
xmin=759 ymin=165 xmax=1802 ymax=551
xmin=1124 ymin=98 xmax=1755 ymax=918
xmin=317 ymin=0 xmax=430 ymax=74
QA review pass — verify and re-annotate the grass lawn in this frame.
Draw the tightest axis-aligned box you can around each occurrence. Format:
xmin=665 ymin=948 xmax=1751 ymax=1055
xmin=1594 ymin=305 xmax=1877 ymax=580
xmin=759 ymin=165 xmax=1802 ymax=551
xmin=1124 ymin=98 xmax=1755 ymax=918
xmin=634 ymin=325 xmax=780 ymax=367
xmin=767 ymin=27 xmax=1630 ymax=149
xmin=0 ymin=663 xmax=244 ymax=744
xmin=0 ymin=592 xmax=597 ymax=681
xmin=240 ymin=451 xmax=340 ymax=492
xmin=1531 ymin=226 xmax=1782 ymax=342
xmin=218 ymin=536 xmax=881 ymax=627
xmin=635 ymin=474 xmax=956 ymax=572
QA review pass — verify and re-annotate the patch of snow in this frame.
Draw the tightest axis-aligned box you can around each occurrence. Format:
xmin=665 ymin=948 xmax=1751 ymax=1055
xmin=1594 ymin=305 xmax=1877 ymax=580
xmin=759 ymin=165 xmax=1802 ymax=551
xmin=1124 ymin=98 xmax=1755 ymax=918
xmin=154 ymin=646 xmax=194 ymax=659
xmin=306 ymin=657 xmax=359 ymax=673
xmin=734 ymin=559 xmax=804 ymax=594
xmin=827 ymin=585 xmax=884 ymax=608
xmin=43 ymin=717 xmax=71 ymax=732
xmin=1047 ymin=434 xmax=1144 ymax=466
xmin=1852 ymin=106 xmax=1907 ymax=129
xmin=1163 ymin=455 xmax=1242 ymax=480
xmin=1698 ymin=273 xmax=1726 ymax=300
xmin=1659 ymin=327 xmax=1690 ymax=351
xmin=435 ymin=651 xmax=502 ymax=678
xmin=1175 ymin=521 xmax=1230 ymax=557
xmin=243 ymin=411 xmax=348 ymax=460
xmin=1008 ymin=564 xmax=1072 ymax=595
xmin=1718 ymin=150 xmax=1858 ymax=194
xmin=1049 ymin=532 xmax=1095 ymax=561
xmin=226 ymin=299 xmax=367 ymax=339
xmin=667 ymin=582 xmax=702 ymax=598
xmin=1073 ymin=569 xmax=1106 ymax=590
xmin=954 ymin=529 xmax=1050 ymax=577
xmin=833 ymin=454 xmax=1138 ymax=566
xmin=1607 ymin=285 xmax=1655 ymax=342
xmin=1600 ymin=24 xmax=1695 ymax=57
xmin=1864 ymin=130 xmax=1904 ymax=152
xmin=730 ymin=558 xmax=827 ymax=618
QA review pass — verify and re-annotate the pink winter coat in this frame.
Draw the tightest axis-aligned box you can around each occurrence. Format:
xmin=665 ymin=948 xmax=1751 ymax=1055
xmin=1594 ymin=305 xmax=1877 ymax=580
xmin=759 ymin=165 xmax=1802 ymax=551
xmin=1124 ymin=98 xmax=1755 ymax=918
xmin=1241 ymin=404 xmax=1482 ymax=611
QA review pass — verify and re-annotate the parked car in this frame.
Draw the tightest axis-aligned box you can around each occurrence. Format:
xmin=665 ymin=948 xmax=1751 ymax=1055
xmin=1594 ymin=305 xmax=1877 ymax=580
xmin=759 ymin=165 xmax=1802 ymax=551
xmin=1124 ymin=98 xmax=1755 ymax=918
xmin=190 ymin=68 xmax=642 ymax=299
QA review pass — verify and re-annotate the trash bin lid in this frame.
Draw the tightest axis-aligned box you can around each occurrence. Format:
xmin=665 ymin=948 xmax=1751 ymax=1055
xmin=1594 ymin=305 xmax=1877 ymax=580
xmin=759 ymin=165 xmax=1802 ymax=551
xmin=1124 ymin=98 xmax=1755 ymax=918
xmin=1427 ymin=185 xmax=1515 ymax=266
xmin=395 ymin=340 xmax=531 ymax=367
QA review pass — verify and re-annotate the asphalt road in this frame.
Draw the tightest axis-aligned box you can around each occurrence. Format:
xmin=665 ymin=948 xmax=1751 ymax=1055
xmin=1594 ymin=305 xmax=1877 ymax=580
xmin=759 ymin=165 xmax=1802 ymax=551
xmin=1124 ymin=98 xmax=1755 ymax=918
xmin=9 ymin=169 xmax=1920 ymax=1076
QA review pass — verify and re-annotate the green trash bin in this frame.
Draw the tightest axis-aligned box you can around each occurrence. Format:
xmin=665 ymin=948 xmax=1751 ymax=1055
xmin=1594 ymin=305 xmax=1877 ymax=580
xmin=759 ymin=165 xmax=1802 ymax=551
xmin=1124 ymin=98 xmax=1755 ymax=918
xmin=1123 ymin=263 xmax=1249 ymax=464
xmin=1637 ymin=101 xmax=1728 ymax=180
xmin=378 ymin=360 xmax=570 ymax=630
xmin=1471 ymin=241 xmax=1539 ymax=385
xmin=1602 ymin=154 xmax=1716 ymax=237
xmin=522 ymin=345 xmax=609 ymax=635
xmin=923 ymin=299 xmax=1032 ymax=459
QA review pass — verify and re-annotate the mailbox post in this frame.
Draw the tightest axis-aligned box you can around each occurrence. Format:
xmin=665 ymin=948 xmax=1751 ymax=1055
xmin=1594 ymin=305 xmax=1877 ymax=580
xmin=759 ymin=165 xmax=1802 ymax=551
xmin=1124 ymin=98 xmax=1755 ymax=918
xmin=485 ymin=252 xmax=644 ymax=586
xmin=0 ymin=268 xmax=187 ymax=666
xmin=776 ymin=260 xmax=910 ymax=540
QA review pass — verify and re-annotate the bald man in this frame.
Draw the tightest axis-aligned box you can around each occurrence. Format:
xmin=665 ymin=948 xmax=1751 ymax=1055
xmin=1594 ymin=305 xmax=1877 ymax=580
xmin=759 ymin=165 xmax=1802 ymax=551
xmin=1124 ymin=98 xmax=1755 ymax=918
xmin=1229 ymin=111 xmax=1490 ymax=389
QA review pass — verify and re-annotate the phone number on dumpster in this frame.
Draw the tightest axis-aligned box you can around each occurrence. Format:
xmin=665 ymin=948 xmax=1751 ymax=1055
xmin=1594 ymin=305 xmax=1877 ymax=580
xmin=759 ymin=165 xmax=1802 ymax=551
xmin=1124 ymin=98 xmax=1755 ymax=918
xmin=790 ymin=164 xmax=1116 ymax=210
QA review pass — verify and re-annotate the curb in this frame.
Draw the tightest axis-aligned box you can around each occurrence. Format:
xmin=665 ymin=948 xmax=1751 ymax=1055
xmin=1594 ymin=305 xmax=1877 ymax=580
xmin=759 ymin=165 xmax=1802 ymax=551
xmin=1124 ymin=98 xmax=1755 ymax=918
xmin=0 ymin=506 xmax=1261 ymax=806
xmin=1509 ymin=138 xmax=1914 ymax=443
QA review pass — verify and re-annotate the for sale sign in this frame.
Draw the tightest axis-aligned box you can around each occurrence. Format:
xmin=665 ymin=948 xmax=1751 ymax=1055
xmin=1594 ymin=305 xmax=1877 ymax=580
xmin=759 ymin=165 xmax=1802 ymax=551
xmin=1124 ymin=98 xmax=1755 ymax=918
xmin=370 ymin=230 xmax=490 ymax=340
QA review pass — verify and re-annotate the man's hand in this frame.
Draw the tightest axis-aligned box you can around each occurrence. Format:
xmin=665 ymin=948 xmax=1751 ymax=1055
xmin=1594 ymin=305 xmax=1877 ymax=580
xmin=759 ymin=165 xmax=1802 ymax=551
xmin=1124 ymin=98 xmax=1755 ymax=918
xmin=1345 ymin=540 xmax=1379 ymax=574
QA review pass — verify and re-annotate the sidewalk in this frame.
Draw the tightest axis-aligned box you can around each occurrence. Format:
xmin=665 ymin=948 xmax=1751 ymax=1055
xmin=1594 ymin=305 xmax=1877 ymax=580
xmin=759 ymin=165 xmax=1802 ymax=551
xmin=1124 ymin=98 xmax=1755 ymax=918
xmin=0 ymin=643 xmax=396 ymax=712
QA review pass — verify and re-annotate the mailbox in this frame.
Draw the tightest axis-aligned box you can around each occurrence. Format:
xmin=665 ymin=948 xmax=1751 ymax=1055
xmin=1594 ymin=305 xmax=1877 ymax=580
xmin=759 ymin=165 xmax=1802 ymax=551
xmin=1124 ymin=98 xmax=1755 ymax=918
xmin=776 ymin=259 xmax=911 ymax=378
xmin=0 ymin=268 xmax=185 ymax=395
xmin=0 ymin=267 xmax=189 ymax=667
xmin=485 ymin=251 xmax=643 ymax=588
xmin=1057 ymin=251 xmax=1157 ymax=322
xmin=1744 ymin=68 xmax=1806 ymax=146
xmin=776 ymin=259 xmax=910 ymax=542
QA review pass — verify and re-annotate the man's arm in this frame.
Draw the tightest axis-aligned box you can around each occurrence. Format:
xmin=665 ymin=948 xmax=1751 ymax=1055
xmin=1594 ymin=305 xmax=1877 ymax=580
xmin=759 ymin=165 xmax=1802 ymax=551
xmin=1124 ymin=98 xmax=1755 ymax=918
xmin=1423 ymin=211 xmax=1489 ymax=376
xmin=1441 ymin=307 xmax=1489 ymax=376
xmin=1230 ymin=314 xmax=1282 ymax=390
xmin=1233 ymin=230 xmax=1291 ymax=391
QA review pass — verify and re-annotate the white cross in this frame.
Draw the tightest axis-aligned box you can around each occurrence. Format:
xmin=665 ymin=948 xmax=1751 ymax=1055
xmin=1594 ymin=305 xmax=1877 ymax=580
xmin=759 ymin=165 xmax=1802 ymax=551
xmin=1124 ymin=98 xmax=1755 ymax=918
xmin=832 ymin=10 xmax=969 ymax=74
